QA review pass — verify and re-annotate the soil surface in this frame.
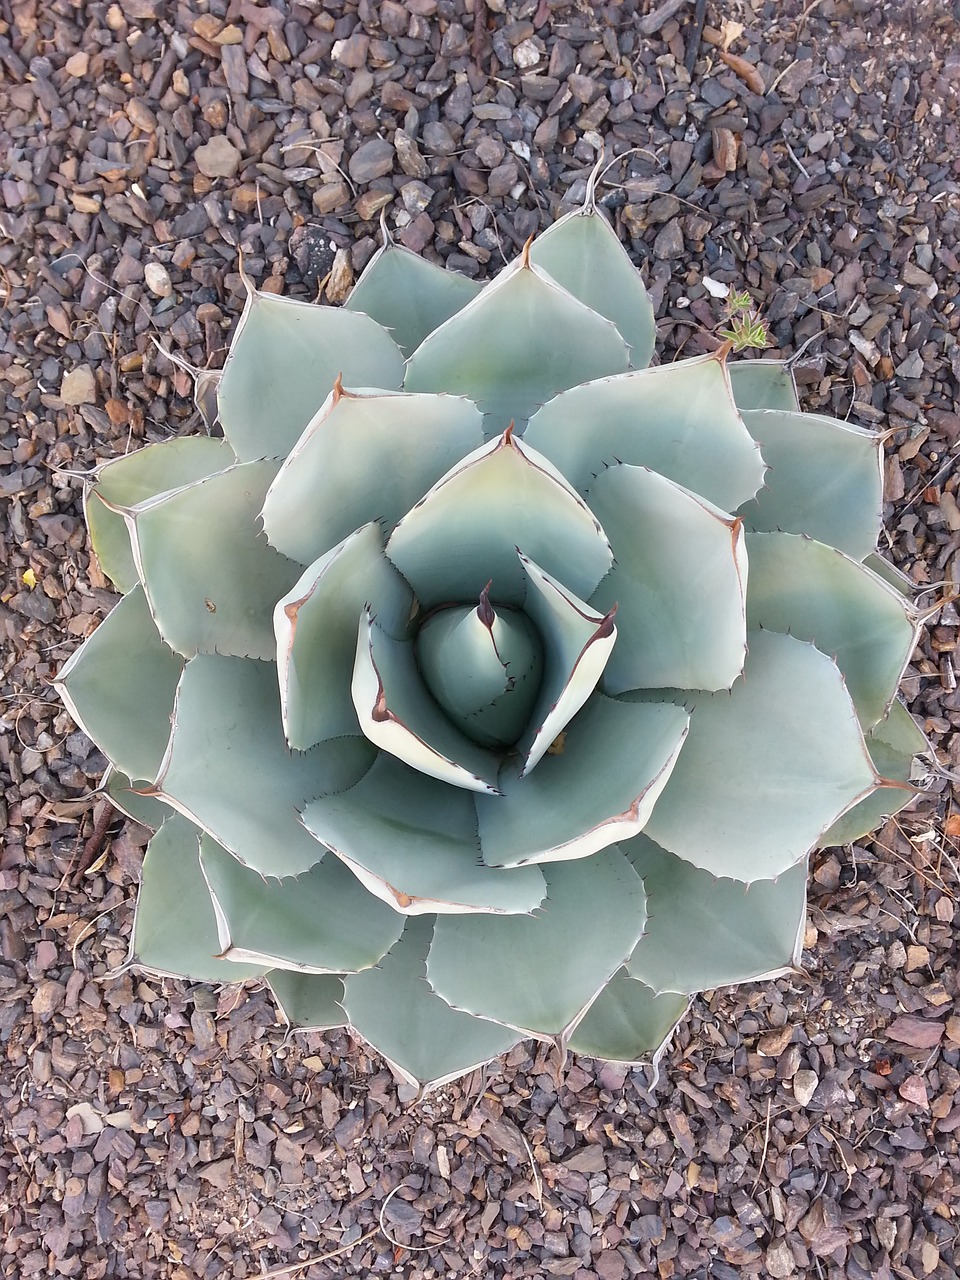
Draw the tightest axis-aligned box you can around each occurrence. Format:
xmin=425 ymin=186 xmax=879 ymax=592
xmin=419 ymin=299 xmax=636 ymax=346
xmin=2 ymin=1 xmax=959 ymax=1277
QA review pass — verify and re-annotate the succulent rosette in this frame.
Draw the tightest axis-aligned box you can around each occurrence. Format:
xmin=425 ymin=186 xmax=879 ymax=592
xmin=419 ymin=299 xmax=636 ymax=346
xmin=56 ymin=193 xmax=929 ymax=1091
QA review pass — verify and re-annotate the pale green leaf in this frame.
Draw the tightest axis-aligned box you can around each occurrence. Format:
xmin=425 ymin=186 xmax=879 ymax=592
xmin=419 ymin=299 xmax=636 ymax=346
xmin=623 ymin=833 xmax=808 ymax=994
xmin=523 ymin=352 xmax=765 ymax=512
xmin=268 ymin=971 xmax=347 ymax=1031
xmin=728 ymin=358 xmax=800 ymax=412
xmin=218 ymin=287 xmax=405 ymax=462
xmin=737 ymin=408 xmax=883 ymax=559
xmin=403 ymin=256 xmax=629 ymax=435
xmin=343 ymin=917 xmax=521 ymax=1091
xmin=587 ymin=464 xmax=748 ymax=693
xmin=261 ymin=387 xmax=484 ymax=566
xmin=199 ymin=834 xmax=403 ymax=973
xmin=156 ymin=655 xmax=375 ymax=878
xmin=642 ymin=630 xmax=877 ymax=880
xmin=54 ymin=585 xmax=183 ymax=782
xmin=303 ymin=754 xmax=546 ymax=915
xmin=476 ymin=696 xmax=689 ymax=868
xmin=746 ymin=532 xmax=917 ymax=728
xmin=102 ymin=766 xmax=173 ymax=830
xmin=567 ymin=971 xmax=688 ymax=1064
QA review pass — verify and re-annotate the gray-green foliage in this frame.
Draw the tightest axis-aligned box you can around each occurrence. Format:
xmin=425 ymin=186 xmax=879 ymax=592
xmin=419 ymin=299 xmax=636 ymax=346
xmin=55 ymin=189 xmax=929 ymax=1092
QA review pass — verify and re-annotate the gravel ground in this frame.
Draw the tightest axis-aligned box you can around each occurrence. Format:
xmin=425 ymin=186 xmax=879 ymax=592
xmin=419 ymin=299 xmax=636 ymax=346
xmin=2 ymin=1 xmax=960 ymax=1277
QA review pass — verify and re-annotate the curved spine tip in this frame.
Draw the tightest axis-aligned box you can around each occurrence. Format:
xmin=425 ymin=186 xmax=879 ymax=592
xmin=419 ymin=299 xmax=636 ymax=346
xmin=378 ymin=206 xmax=395 ymax=248
xmin=521 ymin=234 xmax=535 ymax=268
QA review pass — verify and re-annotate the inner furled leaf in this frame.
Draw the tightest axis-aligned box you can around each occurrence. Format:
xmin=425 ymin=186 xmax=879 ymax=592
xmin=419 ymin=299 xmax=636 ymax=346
xmin=199 ymin=833 xmax=404 ymax=974
xmin=566 ymin=970 xmax=688 ymax=1066
xmin=642 ymin=629 xmax=877 ymax=882
xmin=132 ymin=815 xmax=267 ymax=983
xmin=54 ymin=584 xmax=183 ymax=784
xmin=217 ymin=285 xmax=405 ymax=462
xmin=86 ymin=437 xmax=235 ymax=593
xmin=386 ymin=427 xmax=613 ymax=610
xmin=352 ymin=609 xmax=501 ymax=794
xmin=274 ymin=524 xmax=415 ymax=751
xmin=403 ymin=251 xmax=630 ymax=435
xmin=342 ymin=918 xmax=521 ymax=1092
xmin=528 ymin=205 xmax=656 ymax=368
xmin=622 ymin=832 xmax=808 ymax=994
xmin=414 ymin=588 xmax=543 ymax=748
xmin=345 ymin=241 xmax=482 ymax=358
xmin=302 ymin=754 xmax=547 ymax=916
xmin=476 ymin=695 xmax=689 ymax=868
xmin=586 ymin=464 xmax=748 ymax=694
xmin=261 ymin=385 xmax=484 ymax=567
xmin=427 ymin=847 xmax=647 ymax=1040
xmin=736 ymin=407 xmax=883 ymax=559
xmin=127 ymin=461 xmax=302 ymax=661
xmin=727 ymin=358 xmax=801 ymax=412
xmin=746 ymin=532 xmax=918 ymax=729
xmin=523 ymin=352 xmax=765 ymax=512
xmin=155 ymin=654 xmax=376 ymax=879
xmin=515 ymin=552 xmax=617 ymax=776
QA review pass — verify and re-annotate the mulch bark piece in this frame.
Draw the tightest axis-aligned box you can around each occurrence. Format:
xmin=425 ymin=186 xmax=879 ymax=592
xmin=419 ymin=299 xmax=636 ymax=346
xmin=2 ymin=1 xmax=959 ymax=1277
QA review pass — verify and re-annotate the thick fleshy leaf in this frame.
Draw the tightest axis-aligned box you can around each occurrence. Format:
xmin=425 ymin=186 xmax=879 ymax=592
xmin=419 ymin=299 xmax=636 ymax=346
xmin=728 ymin=358 xmax=801 ymax=412
xmin=427 ymin=847 xmax=647 ymax=1040
xmin=819 ymin=699 xmax=929 ymax=847
xmin=736 ymin=408 xmax=883 ymax=559
xmin=746 ymin=532 xmax=918 ymax=728
xmin=386 ymin=429 xmax=613 ymax=609
xmin=268 ymin=971 xmax=347 ymax=1032
xmin=403 ymin=255 xmax=630 ymax=434
xmin=477 ymin=696 xmax=689 ymax=868
xmin=86 ymin=437 xmax=235 ymax=594
xmin=587 ymin=464 xmax=748 ymax=694
xmin=642 ymin=630 xmax=877 ymax=881
xmin=131 ymin=815 xmax=267 ymax=982
xmin=523 ymin=353 xmax=765 ymax=512
xmin=528 ymin=206 xmax=655 ymax=367
xmin=567 ymin=971 xmax=688 ymax=1065
xmin=102 ymin=766 xmax=173 ymax=830
xmin=217 ymin=286 xmax=405 ymax=462
xmin=345 ymin=242 xmax=482 ymax=358
xmin=343 ymin=917 xmax=521 ymax=1091
xmin=352 ymin=610 xmax=501 ymax=794
xmin=865 ymin=552 xmax=917 ymax=597
xmin=302 ymin=754 xmax=546 ymax=915
xmin=622 ymin=833 xmax=808 ymax=994
xmin=155 ymin=655 xmax=375 ymax=878
xmin=274 ymin=524 xmax=415 ymax=750
xmin=414 ymin=595 xmax=543 ymax=749
xmin=261 ymin=386 xmax=485 ymax=566
xmin=54 ymin=585 xmax=183 ymax=782
xmin=516 ymin=554 xmax=616 ymax=775
xmin=199 ymin=834 xmax=403 ymax=973
xmin=129 ymin=461 xmax=301 ymax=661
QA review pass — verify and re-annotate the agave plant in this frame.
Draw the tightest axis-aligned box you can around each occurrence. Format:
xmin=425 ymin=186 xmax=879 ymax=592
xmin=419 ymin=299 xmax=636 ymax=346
xmin=55 ymin=185 xmax=930 ymax=1092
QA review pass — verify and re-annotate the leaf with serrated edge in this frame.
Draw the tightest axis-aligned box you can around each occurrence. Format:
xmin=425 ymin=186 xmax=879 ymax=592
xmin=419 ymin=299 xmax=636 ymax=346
xmin=54 ymin=584 xmax=183 ymax=783
xmin=102 ymin=766 xmax=173 ymax=830
xmin=427 ymin=847 xmax=646 ymax=1040
xmin=131 ymin=815 xmax=267 ymax=983
xmin=268 ymin=970 xmax=347 ymax=1032
xmin=352 ymin=609 xmax=501 ymax=794
xmin=728 ymin=358 xmax=801 ymax=412
xmin=155 ymin=655 xmax=375 ymax=879
xmin=343 ymin=917 xmax=521 ymax=1091
xmin=566 ymin=970 xmax=689 ymax=1065
xmin=199 ymin=834 xmax=403 ymax=973
xmin=261 ymin=385 xmax=484 ymax=566
xmin=622 ymin=833 xmax=808 ymax=994
xmin=477 ymin=696 xmax=689 ymax=868
xmin=274 ymin=524 xmax=414 ymax=751
xmin=737 ymin=408 xmax=883 ymax=559
xmin=218 ymin=284 xmax=405 ymax=462
xmin=302 ymin=754 xmax=546 ymax=915
xmin=86 ymin=437 xmax=235 ymax=593
xmin=587 ymin=464 xmax=748 ymax=694
xmin=642 ymin=629 xmax=877 ymax=881
xmin=524 ymin=352 xmax=765 ymax=512
xmin=746 ymin=532 xmax=918 ymax=729
xmin=404 ymin=252 xmax=629 ymax=435
xmin=385 ymin=427 xmax=613 ymax=609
